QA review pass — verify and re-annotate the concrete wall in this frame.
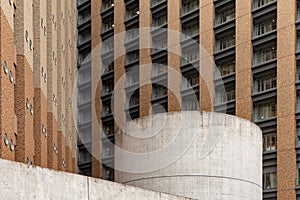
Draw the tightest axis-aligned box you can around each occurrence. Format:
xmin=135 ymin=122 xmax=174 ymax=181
xmin=115 ymin=112 xmax=262 ymax=200
xmin=0 ymin=158 xmax=192 ymax=200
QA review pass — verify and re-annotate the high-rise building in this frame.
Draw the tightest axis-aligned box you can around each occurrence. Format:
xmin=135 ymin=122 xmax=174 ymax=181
xmin=76 ymin=0 xmax=300 ymax=199
xmin=0 ymin=0 xmax=77 ymax=172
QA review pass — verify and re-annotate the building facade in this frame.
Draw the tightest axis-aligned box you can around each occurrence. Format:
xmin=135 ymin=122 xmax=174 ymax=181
xmin=76 ymin=0 xmax=300 ymax=199
xmin=0 ymin=0 xmax=77 ymax=173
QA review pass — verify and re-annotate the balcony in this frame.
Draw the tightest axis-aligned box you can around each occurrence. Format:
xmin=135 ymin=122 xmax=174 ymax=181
xmin=252 ymin=19 xmax=277 ymax=47
xmin=253 ymin=47 xmax=277 ymax=71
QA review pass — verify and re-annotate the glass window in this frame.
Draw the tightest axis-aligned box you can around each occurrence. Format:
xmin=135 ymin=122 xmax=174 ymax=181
xmin=263 ymin=172 xmax=277 ymax=189
xmin=127 ymin=7 xmax=139 ymax=19
xmin=153 ymin=63 xmax=167 ymax=76
xmin=182 ymin=74 xmax=199 ymax=89
xmin=103 ymin=82 xmax=113 ymax=95
xmin=215 ymin=88 xmax=235 ymax=104
xmin=253 ymin=75 xmax=276 ymax=94
xmin=217 ymin=36 xmax=235 ymax=51
xmin=253 ymin=102 xmax=277 ymax=122
xmin=102 ymin=0 xmax=114 ymax=11
xmin=103 ymin=20 xmax=114 ymax=31
xmin=254 ymin=19 xmax=276 ymax=36
xmin=182 ymin=98 xmax=199 ymax=111
xmin=182 ymin=0 xmax=199 ymax=14
xmin=263 ymin=134 xmax=277 ymax=152
xmin=126 ymin=70 xmax=139 ymax=86
xmin=217 ymin=61 xmax=235 ymax=77
xmin=182 ymin=49 xmax=199 ymax=64
xmin=153 ymin=85 xmax=167 ymax=99
xmin=128 ymin=91 xmax=139 ymax=108
xmin=216 ymin=8 xmax=235 ymax=25
xmin=127 ymin=51 xmax=139 ymax=64
xmin=154 ymin=15 xmax=167 ymax=27
xmin=253 ymin=0 xmax=276 ymax=9
xmin=254 ymin=47 xmax=276 ymax=65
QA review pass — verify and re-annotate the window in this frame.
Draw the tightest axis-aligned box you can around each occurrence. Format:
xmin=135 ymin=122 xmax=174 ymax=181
xmin=182 ymin=98 xmax=199 ymax=111
xmin=127 ymin=7 xmax=139 ymax=19
xmin=153 ymin=38 xmax=167 ymax=51
xmin=103 ymin=167 xmax=114 ymax=181
xmin=103 ymin=82 xmax=113 ymax=95
xmin=217 ymin=36 xmax=235 ymax=51
xmin=253 ymin=102 xmax=277 ymax=122
xmin=153 ymin=85 xmax=167 ymax=99
xmin=216 ymin=8 xmax=235 ymax=25
xmin=182 ymin=49 xmax=199 ymax=64
xmin=215 ymin=88 xmax=235 ymax=104
xmin=253 ymin=75 xmax=276 ymax=94
xmin=217 ymin=61 xmax=235 ymax=77
xmin=128 ymin=91 xmax=139 ymax=107
xmin=263 ymin=172 xmax=277 ymax=189
xmin=103 ymin=42 xmax=114 ymax=53
xmin=103 ymin=123 xmax=114 ymax=136
xmin=102 ymin=0 xmax=114 ymax=11
xmin=263 ymin=134 xmax=276 ymax=152
xmin=154 ymin=15 xmax=167 ymax=27
xmin=126 ymin=70 xmax=139 ymax=86
xmin=126 ymin=29 xmax=139 ymax=42
xmin=103 ymin=104 xmax=112 ymax=115
xmin=253 ymin=46 xmax=276 ymax=65
xmin=77 ymin=11 xmax=91 ymax=25
xmin=153 ymin=63 xmax=167 ymax=76
xmin=183 ymin=24 xmax=199 ymax=38
xmin=103 ymin=20 xmax=114 ymax=31
xmin=127 ymin=51 xmax=139 ymax=64
xmin=182 ymin=74 xmax=199 ymax=89
xmin=253 ymin=0 xmax=276 ymax=9
xmin=254 ymin=19 xmax=276 ymax=37
xmin=182 ymin=0 xmax=199 ymax=14
xmin=103 ymin=144 xmax=114 ymax=157
xmin=104 ymin=62 xmax=114 ymax=73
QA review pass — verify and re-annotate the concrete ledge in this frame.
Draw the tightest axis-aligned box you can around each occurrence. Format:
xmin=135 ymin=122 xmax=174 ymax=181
xmin=0 ymin=159 xmax=193 ymax=200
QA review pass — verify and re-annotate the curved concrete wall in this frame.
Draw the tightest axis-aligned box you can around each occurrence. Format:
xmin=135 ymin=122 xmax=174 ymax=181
xmin=115 ymin=112 xmax=262 ymax=200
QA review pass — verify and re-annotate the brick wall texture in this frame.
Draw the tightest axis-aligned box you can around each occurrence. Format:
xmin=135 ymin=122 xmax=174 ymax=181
xmin=0 ymin=0 xmax=77 ymax=173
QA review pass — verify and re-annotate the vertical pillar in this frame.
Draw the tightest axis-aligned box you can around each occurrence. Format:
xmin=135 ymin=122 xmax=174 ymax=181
xmin=277 ymin=0 xmax=297 ymax=199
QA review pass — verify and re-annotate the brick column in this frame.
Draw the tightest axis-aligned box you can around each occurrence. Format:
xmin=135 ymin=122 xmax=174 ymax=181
xmin=277 ymin=0 xmax=297 ymax=199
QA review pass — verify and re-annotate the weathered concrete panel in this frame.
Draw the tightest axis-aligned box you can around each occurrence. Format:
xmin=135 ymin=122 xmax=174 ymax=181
xmin=0 ymin=158 xmax=192 ymax=200
xmin=116 ymin=112 xmax=262 ymax=200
